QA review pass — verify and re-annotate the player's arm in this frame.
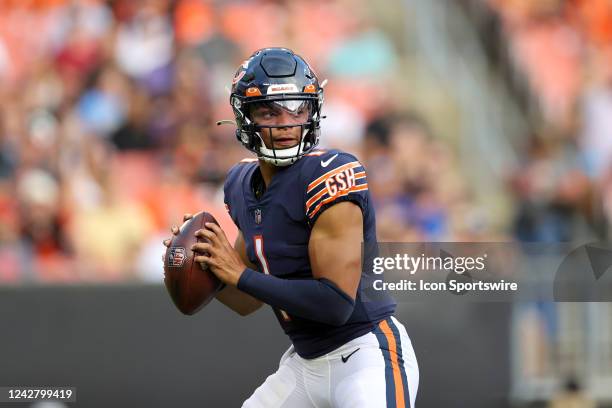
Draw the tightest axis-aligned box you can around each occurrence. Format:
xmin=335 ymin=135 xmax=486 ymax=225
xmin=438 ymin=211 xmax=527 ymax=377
xmin=307 ymin=201 xmax=362 ymax=299
xmin=214 ymin=231 xmax=263 ymax=316
xmin=234 ymin=203 xmax=361 ymax=325
xmin=195 ymin=204 xmax=362 ymax=326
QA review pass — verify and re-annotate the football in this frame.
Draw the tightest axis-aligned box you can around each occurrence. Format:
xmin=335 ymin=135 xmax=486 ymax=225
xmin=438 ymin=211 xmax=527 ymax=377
xmin=164 ymin=211 xmax=223 ymax=315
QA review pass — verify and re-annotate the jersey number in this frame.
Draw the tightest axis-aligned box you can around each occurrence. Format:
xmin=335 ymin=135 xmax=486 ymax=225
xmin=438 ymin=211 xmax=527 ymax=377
xmin=254 ymin=235 xmax=291 ymax=322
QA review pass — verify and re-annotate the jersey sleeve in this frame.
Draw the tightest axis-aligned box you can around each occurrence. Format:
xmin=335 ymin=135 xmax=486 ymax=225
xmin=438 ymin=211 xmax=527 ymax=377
xmin=223 ymin=159 xmax=255 ymax=229
xmin=304 ymin=151 xmax=369 ymax=225
xmin=223 ymin=167 xmax=238 ymax=228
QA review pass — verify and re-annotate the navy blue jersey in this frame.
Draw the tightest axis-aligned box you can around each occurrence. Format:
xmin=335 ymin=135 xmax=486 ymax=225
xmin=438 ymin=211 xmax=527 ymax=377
xmin=223 ymin=149 xmax=396 ymax=359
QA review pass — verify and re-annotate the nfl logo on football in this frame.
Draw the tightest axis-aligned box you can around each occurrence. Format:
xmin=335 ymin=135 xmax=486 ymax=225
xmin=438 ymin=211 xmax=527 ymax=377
xmin=168 ymin=247 xmax=186 ymax=267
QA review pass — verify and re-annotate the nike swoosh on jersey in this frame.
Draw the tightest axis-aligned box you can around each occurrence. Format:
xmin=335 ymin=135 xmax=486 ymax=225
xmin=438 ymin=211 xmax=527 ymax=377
xmin=341 ymin=347 xmax=360 ymax=363
xmin=320 ymin=153 xmax=339 ymax=168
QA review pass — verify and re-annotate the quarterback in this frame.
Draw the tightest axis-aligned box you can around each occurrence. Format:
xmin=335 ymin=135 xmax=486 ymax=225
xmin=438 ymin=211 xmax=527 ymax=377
xmin=165 ymin=48 xmax=418 ymax=407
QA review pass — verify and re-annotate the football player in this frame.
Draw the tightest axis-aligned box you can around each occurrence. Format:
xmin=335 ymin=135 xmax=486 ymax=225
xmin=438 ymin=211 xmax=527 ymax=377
xmin=164 ymin=48 xmax=418 ymax=407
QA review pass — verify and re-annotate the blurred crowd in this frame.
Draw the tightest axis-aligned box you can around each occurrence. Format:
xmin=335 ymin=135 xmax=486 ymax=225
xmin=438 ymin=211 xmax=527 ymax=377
xmin=477 ymin=0 xmax=612 ymax=242
xmin=2 ymin=4 xmax=609 ymax=408
xmin=474 ymin=1 xmax=612 ymax=402
xmin=0 ymin=0 xmax=481 ymax=283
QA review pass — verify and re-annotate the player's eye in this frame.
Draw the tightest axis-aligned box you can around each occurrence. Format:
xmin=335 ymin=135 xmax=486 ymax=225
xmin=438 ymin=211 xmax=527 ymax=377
xmin=253 ymin=109 xmax=273 ymax=120
xmin=262 ymin=111 xmax=278 ymax=119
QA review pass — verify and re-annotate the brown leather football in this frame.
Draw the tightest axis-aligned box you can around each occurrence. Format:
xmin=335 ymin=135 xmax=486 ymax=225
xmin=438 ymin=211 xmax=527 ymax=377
xmin=164 ymin=211 xmax=223 ymax=315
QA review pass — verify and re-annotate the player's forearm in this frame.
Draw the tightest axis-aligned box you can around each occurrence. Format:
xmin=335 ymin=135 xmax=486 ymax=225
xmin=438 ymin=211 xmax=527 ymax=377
xmin=215 ymin=284 xmax=263 ymax=316
xmin=237 ymin=268 xmax=355 ymax=326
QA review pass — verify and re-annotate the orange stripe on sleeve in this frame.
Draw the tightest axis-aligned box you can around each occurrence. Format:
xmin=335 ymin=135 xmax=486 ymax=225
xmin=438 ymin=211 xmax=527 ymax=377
xmin=306 ymin=187 xmax=327 ymax=209
xmin=306 ymin=172 xmax=367 ymax=209
xmin=305 ymin=176 xmax=368 ymax=213
xmin=306 ymin=161 xmax=360 ymax=193
xmin=380 ymin=319 xmax=406 ymax=408
xmin=307 ymin=183 xmax=368 ymax=218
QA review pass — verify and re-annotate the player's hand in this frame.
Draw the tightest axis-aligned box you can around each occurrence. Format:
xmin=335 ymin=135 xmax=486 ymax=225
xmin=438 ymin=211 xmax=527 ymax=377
xmin=161 ymin=213 xmax=193 ymax=262
xmin=192 ymin=222 xmax=246 ymax=287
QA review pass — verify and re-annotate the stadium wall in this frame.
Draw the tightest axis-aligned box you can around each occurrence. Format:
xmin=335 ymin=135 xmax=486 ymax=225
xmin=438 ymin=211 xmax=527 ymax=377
xmin=0 ymin=286 xmax=510 ymax=407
